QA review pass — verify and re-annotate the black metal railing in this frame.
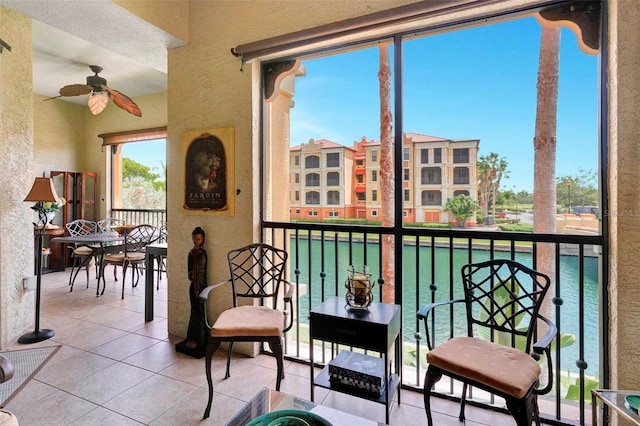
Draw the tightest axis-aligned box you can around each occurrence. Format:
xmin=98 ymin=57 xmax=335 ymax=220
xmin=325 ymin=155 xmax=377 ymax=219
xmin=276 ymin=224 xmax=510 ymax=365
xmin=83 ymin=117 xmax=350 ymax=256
xmin=110 ymin=208 xmax=166 ymax=230
xmin=262 ymin=220 xmax=604 ymax=426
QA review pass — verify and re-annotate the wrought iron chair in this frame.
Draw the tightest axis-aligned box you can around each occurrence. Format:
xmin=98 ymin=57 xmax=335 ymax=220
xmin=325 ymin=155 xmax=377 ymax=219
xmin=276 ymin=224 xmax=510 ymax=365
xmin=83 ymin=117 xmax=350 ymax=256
xmin=154 ymin=222 xmax=167 ymax=290
xmin=97 ymin=218 xmax=124 ymax=233
xmin=200 ymin=243 xmax=294 ymax=420
xmin=102 ymin=224 xmax=156 ymax=299
xmin=96 ymin=218 xmax=125 ymax=279
xmin=417 ymin=259 xmax=557 ymax=426
xmin=64 ymin=219 xmax=98 ymax=290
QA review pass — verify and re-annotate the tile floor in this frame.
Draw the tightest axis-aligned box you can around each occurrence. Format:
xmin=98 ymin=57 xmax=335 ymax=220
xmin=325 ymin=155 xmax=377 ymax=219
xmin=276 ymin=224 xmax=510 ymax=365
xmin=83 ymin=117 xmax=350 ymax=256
xmin=3 ymin=267 xmax=515 ymax=425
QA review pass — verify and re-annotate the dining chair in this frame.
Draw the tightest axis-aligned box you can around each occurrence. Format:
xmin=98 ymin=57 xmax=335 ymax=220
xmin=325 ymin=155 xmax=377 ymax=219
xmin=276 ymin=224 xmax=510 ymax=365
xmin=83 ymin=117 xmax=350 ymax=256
xmin=417 ymin=259 xmax=557 ymax=426
xmin=200 ymin=243 xmax=294 ymax=420
xmin=97 ymin=218 xmax=125 ymax=278
xmin=97 ymin=218 xmax=125 ymax=234
xmin=64 ymin=219 xmax=98 ymax=290
xmin=155 ymin=222 xmax=167 ymax=290
xmin=102 ymin=224 xmax=156 ymax=299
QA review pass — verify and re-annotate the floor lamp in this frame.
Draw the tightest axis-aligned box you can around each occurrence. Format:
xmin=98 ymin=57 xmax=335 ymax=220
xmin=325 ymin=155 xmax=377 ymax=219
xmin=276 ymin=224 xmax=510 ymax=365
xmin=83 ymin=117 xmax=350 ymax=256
xmin=19 ymin=177 xmax=59 ymax=344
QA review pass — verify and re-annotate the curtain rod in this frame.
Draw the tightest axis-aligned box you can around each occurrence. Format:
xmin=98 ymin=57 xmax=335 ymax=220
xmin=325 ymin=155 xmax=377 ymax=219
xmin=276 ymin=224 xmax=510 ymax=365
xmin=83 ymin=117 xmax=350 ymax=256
xmin=231 ymin=0 xmax=502 ymax=61
xmin=99 ymin=126 xmax=167 ymax=146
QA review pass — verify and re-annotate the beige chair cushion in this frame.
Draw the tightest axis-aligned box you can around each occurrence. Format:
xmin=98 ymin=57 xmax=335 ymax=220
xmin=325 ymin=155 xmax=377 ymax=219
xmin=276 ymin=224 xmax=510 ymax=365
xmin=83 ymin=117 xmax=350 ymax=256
xmin=104 ymin=252 xmax=145 ymax=263
xmin=73 ymin=247 xmax=93 ymax=255
xmin=104 ymin=253 xmax=125 ymax=262
xmin=427 ymin=336 xmax=540 ymax=399
xmin=211 ymin=306 xmax=283 ymax=338
xmin=125 ymin=252 xmax=145 ymax=262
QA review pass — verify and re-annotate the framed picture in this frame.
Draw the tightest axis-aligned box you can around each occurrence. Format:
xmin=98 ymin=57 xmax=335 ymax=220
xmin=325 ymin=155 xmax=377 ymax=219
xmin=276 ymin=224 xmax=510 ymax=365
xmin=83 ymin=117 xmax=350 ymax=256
xmin=182 ymin=127 xmax=235 ymax=216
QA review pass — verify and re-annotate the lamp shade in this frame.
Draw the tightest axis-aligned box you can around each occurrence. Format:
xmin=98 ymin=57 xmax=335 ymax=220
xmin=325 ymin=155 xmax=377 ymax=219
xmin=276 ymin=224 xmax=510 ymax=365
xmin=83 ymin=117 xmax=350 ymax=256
xmin=88 ymin=91 xmax=108 ymax=115
xmin=24 ymin=177 xmax=60 ymax=203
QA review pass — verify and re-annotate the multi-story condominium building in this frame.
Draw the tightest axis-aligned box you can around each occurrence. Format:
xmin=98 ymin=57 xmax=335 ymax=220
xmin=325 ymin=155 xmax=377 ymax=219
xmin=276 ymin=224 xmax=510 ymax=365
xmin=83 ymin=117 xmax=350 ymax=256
xmin=402 ymin=133 xmax=479 ymax=224
xmin=290 ymin=133 xmax=479 ymax=224
xmin=290 ymin=139 xmax=356 ymax=220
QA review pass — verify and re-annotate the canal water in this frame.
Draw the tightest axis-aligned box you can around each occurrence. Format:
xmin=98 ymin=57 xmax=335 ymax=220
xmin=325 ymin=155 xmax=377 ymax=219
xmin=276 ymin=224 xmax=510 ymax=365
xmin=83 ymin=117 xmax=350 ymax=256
xmin=290 ymin=238 xmax=600 ymax=377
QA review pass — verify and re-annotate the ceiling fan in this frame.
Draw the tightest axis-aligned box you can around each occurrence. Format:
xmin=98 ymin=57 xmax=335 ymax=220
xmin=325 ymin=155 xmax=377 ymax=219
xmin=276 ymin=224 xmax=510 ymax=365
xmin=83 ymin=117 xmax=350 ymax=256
xmin=46 ymin=65 xmax=142 ymax=117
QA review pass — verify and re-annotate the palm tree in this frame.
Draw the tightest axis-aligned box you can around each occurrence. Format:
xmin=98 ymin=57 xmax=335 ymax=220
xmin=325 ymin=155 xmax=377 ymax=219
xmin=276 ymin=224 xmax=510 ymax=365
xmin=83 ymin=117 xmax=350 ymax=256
xmin=533 ymin=25 xmax=560 ymax=322
xmin=378 ymin=43 xmax=394 ymax=304
xmin=489 ymin=154 xmax=509 ymax=216
xmin=477 ymin=153 xmax=508 ymax=221
xmin=477 ymin=159 xmax=491 ymax=218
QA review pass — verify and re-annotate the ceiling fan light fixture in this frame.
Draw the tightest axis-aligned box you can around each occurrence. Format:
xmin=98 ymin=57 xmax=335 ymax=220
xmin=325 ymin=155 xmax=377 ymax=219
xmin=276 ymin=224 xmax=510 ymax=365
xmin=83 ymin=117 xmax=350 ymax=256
xmin=88 ymin=91 xmax=108 ymax=115
xmin=47 ymin=66 xmax=142 ymax=117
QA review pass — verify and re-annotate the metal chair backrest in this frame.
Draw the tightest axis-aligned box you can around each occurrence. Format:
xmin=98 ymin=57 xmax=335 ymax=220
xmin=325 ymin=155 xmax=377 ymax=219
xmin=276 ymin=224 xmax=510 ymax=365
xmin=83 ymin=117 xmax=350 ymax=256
xmin=97 ymin=218 xmax=125 ymax=233
xmin=227 ymin=243 xmax=288 ymax=309
xmin=125 ymin=224 xmax=156 ymax=254
xmin=460 ymin=259 xmax=551 ymax=354
xmin=65 ymin=219 xmax=97 ymax=236
xmin=157 ymin=222 xmax=167 ymax=243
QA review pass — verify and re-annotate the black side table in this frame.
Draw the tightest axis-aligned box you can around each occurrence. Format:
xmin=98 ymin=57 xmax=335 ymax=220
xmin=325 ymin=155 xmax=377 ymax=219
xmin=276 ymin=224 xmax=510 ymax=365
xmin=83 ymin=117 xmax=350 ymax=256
xmin=309 ymin=296 xmax=401 ymax=424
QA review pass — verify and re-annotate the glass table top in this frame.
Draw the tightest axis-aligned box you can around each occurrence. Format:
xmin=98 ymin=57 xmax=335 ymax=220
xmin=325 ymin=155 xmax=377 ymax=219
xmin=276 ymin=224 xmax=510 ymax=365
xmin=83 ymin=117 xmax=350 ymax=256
xmin=226 ymin=388 xmax=384 ymax=426
xmin=592 ymin=389 xmax=640 ymax=425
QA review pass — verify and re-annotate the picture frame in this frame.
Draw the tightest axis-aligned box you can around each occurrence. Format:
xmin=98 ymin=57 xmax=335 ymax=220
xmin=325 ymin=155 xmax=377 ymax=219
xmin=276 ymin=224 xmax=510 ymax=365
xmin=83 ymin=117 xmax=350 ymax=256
xmin=182 ymin=127 xmax=235 ymax=216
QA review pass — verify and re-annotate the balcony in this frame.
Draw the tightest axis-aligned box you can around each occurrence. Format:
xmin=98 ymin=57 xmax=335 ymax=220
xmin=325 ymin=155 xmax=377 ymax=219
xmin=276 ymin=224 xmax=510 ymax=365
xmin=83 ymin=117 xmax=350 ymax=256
xmin=31 ymin=209 xmax=601 ymax=425
xmin=110 ymin=208 xmax=166 ymax=229
xmin=263 ymin=220 xmax=603 ymax=426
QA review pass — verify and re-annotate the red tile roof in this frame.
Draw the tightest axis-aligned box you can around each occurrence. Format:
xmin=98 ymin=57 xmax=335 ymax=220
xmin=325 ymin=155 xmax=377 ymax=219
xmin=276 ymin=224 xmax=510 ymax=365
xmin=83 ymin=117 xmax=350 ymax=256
xmin=292 ymin=132 xmax=469 ymax=152
xmin=292 ymin=138 xmax=356 ymax=151
xmin=404 ymin=132 xmax=450 ymax=142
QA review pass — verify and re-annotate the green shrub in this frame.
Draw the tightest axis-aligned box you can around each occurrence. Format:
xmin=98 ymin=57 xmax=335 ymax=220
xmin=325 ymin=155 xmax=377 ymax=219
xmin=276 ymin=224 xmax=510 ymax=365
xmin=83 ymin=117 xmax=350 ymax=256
xmin=404 ymin=222 xmax=451 ymax=229
xmin=499 ymin=223 xmax=533 ymax=232
xmin=319 ymin=218 xmax=383 ymax=226
xmin=322 ymin=218 xmax=369 ymax=225
xmin=291 ymin=219 xmax=321 ymax=224
xmin=422 ymin=222 xmax=452 ymax=229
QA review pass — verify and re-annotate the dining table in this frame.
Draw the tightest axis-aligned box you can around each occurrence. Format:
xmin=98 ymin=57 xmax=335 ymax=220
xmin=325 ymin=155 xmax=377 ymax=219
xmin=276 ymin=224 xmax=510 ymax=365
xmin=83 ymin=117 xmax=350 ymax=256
xmin=144 ymin=242 xmax=167 ymax=321
xmin=50 ymin=233 xmax=125 ymax=296
xmin=112 ymin=224 xmax=138 ymax=235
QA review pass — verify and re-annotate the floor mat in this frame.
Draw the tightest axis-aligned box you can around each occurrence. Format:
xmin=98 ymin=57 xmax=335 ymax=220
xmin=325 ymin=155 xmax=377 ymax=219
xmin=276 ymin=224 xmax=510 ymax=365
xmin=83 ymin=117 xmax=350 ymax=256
xmin=0 ymin=345 xmax=60 ymax=407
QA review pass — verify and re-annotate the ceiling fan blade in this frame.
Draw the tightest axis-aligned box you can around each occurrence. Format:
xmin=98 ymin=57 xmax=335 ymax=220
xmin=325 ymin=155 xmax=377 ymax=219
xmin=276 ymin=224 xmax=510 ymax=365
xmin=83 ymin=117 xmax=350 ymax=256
xmin=58 ymin=84 xmax=92 ymax=97
xmin=102 ymin=85 xmax=142 ymax=117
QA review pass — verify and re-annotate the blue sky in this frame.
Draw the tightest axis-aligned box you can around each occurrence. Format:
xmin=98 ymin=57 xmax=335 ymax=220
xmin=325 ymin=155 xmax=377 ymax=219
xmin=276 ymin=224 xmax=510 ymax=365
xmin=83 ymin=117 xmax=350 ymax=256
xmin=289 ymin=16 xmax=599 ymax=192
xmin=121 ymin=139 xmax=166 ymax=174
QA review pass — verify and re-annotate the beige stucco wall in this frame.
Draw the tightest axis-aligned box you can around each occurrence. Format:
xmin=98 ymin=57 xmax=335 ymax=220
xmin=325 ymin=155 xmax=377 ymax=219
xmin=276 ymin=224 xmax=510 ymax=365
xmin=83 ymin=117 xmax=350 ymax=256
xmin=33 ymin=94 xmax=86 ymax=176
xmin=0 ymin=8 xmax=38 ymax=347
xmin=113 ymin=0 xmax=189 ymax=43
xmin=607 ymin=0 xmax=640 ymax=406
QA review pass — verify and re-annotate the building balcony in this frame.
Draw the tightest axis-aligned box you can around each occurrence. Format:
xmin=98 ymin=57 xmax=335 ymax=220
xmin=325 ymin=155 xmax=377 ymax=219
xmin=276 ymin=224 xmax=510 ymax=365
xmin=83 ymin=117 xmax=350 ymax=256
xmin=262 ymin=220 xmax=602 ymax=426
xmin=15 ymin=211 xmax=601 ymax=425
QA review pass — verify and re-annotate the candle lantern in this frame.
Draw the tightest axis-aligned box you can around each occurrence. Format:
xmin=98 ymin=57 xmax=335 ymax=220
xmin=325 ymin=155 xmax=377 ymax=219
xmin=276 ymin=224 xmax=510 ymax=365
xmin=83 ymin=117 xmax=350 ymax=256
xmin=345 ymin=265 xmax=374 ymax=310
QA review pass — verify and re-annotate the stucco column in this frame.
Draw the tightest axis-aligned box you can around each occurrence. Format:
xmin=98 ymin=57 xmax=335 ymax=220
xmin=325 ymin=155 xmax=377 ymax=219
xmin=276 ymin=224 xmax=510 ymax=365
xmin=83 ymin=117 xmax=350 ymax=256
xmin=607 ymin=0 xmax=640 ymax=398
xmin=0 ymin=8 xmax=38 ymax=346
